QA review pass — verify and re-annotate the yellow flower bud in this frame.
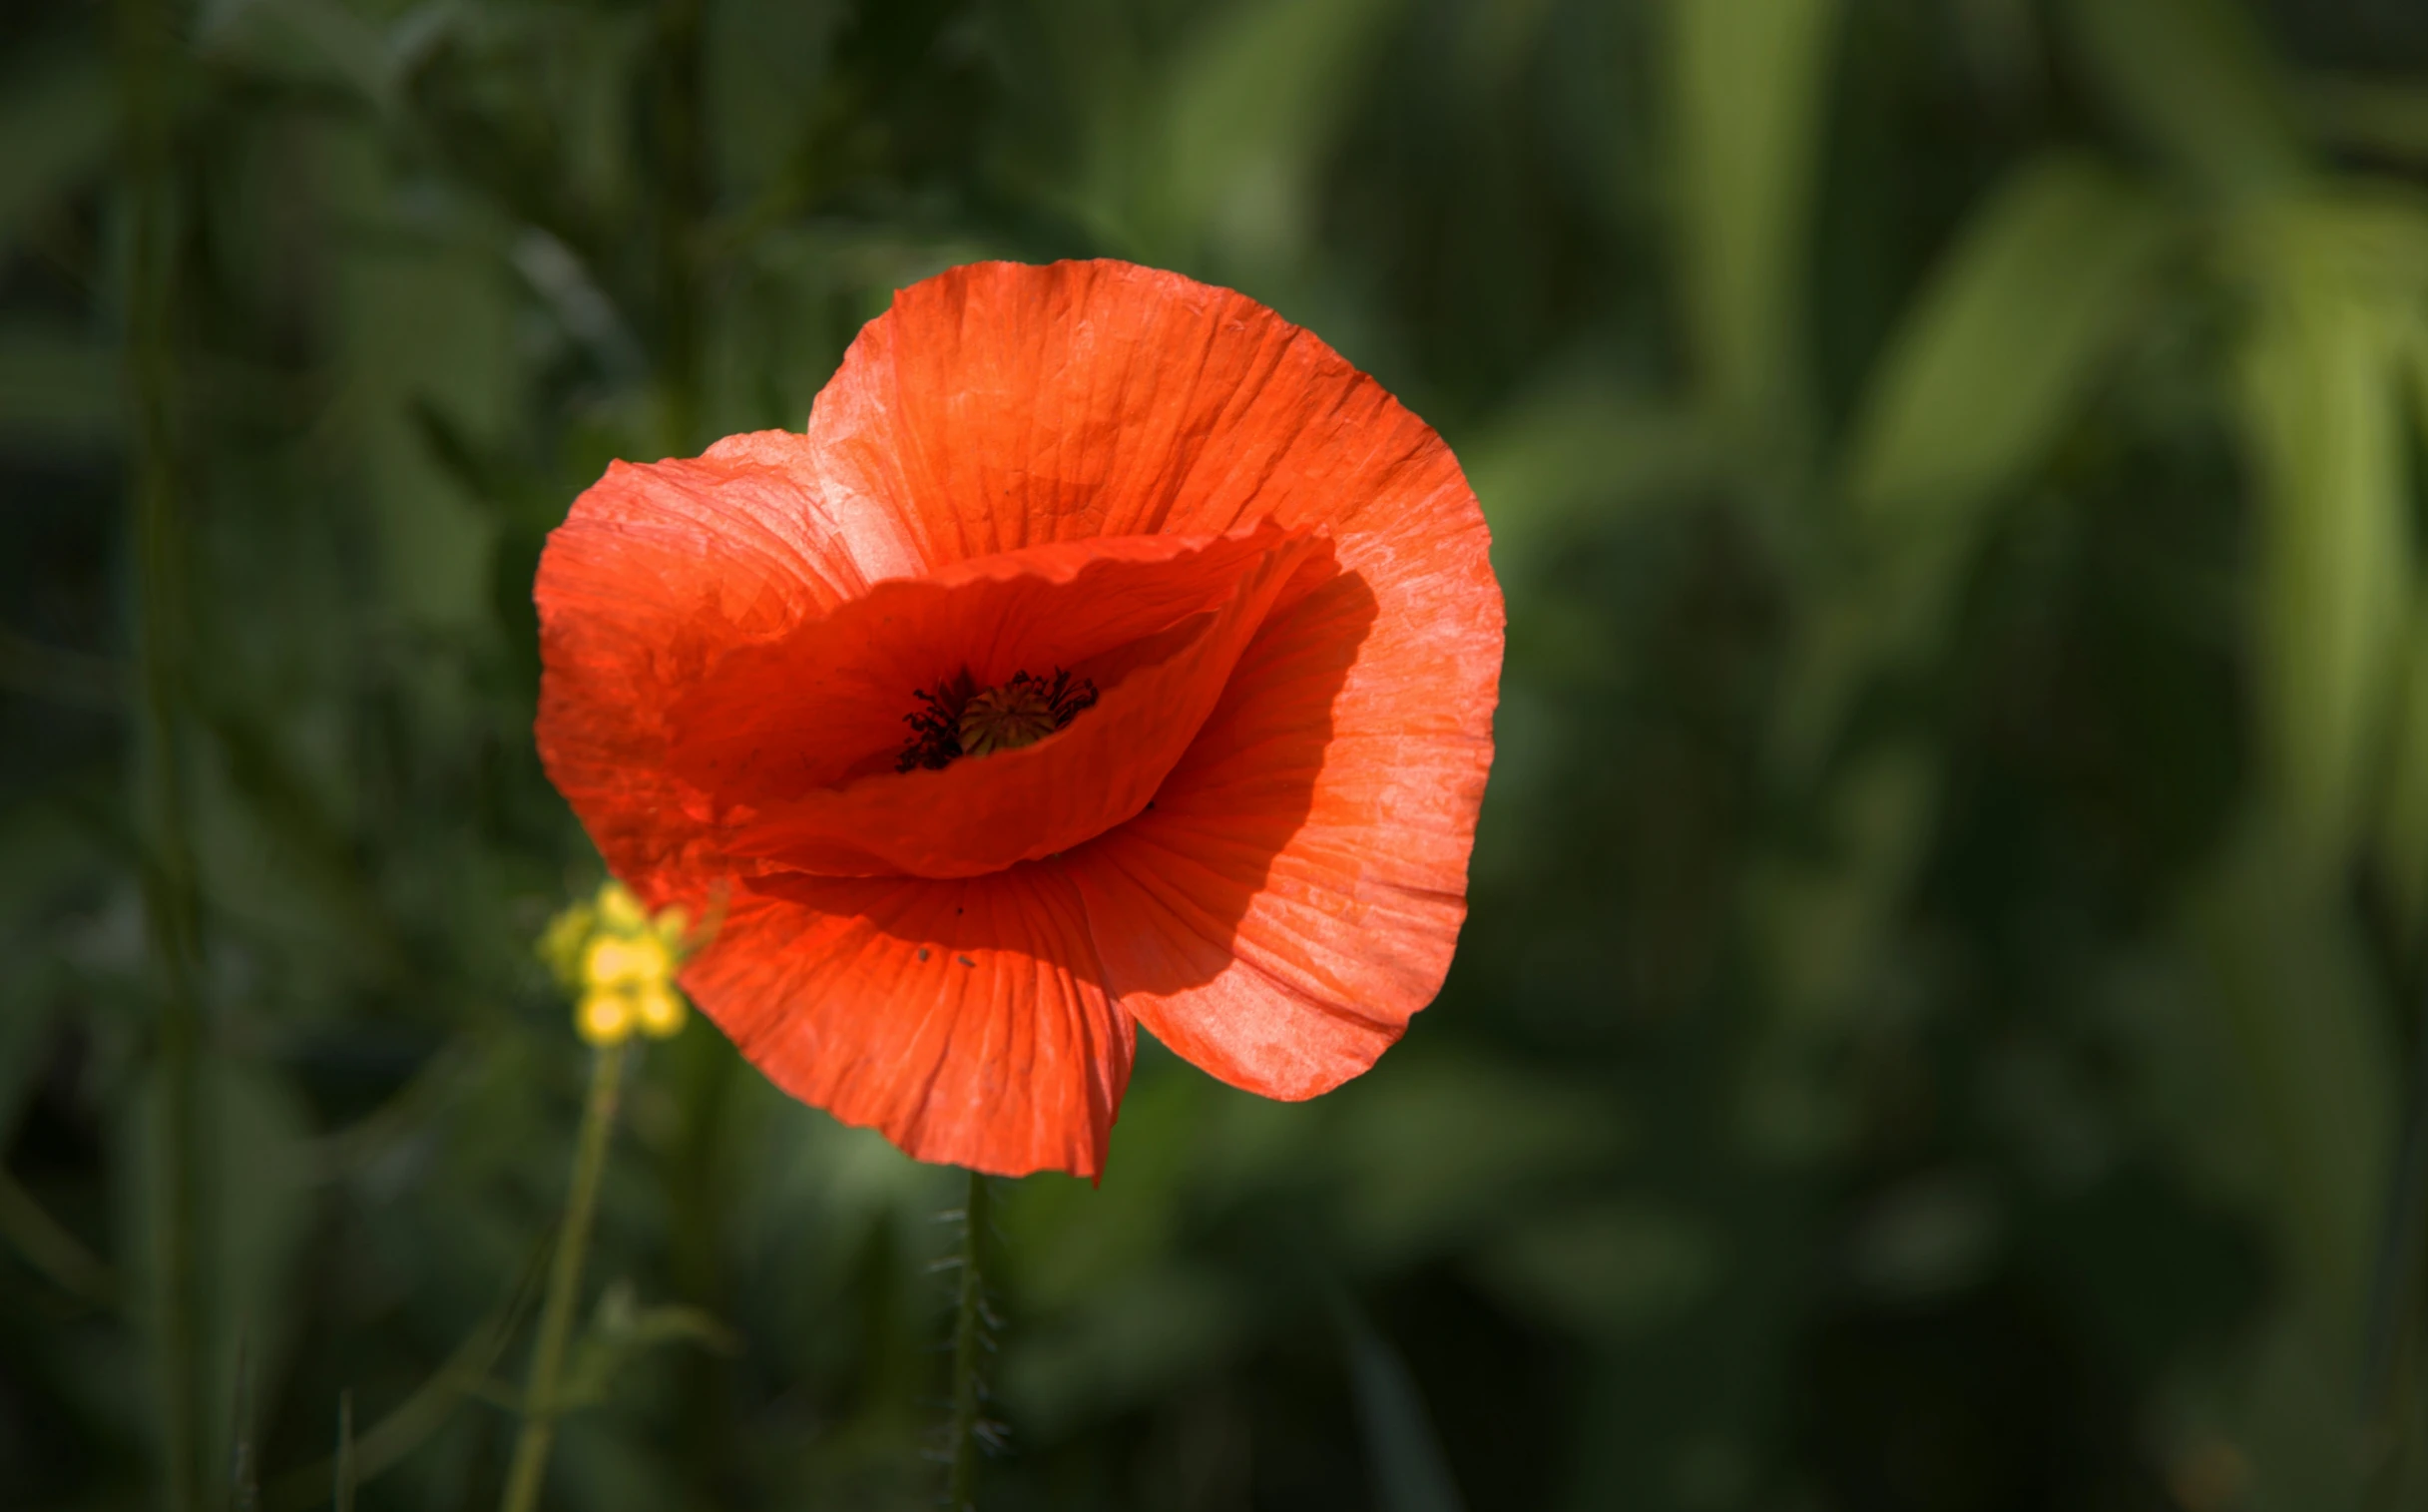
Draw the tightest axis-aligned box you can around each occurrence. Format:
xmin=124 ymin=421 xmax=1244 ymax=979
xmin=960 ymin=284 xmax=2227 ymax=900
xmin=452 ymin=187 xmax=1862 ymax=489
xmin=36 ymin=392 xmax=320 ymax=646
xmin=584 ymin=932 xmax=673 ymax=992
xmin=633 ymin=982 xmax=686 ymax=1038
xmin=577 ymin=989 xmax=634 ymax=1046
xmin=596 ymin=880 xmax=648 ymax=931
xmin=537 ymin=901 xmax=598 ymax=990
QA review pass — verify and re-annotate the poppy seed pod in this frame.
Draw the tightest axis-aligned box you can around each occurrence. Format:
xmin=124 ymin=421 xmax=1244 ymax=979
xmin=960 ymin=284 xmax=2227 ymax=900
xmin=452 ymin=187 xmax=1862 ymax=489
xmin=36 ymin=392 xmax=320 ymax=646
xmin=535 ymin=259 xmax=1503 ymax=1178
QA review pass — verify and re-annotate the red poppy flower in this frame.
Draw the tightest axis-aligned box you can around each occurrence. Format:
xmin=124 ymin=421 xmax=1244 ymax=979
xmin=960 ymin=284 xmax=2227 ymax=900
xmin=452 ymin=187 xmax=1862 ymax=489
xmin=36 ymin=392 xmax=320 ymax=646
xmin=534 ymin=260 xmax=1502 ymax=1178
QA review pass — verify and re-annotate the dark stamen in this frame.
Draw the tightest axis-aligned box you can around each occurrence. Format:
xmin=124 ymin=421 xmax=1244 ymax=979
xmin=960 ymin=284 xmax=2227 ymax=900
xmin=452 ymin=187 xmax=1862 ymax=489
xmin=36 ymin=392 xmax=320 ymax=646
xmin=898 ymin=667 xmax=1097 ymax=771
xmin=898 ymin=668 xmax=978 ymax=771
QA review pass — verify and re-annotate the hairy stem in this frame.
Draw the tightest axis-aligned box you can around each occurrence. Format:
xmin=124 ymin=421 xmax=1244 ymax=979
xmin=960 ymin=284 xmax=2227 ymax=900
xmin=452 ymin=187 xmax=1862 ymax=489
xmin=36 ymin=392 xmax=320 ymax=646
xmin=498 ymin=1042 xmax=628 ymax=1512
xmin=945 ymin=1168 xmax=992 ymax=1511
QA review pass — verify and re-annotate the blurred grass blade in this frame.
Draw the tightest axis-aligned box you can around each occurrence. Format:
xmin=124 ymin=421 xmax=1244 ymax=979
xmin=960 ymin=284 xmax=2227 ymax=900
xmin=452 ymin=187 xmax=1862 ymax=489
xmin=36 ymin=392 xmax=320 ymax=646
xmin=2060 ymin=0 xmax=2306 ymax=201
xmin=2376 ymin=597 xmax=2428 ymax=938
xmin=1669 ymin=0 xmax=1844 ymax=424
xmin=2185 ymin=820 xmax=2396 ymax=1343
xmin=333 ymin=1392 xmax=355 ymax=1512
xmin=1461 ymin=378 xmax=1714 ymax=581
xmin=1149 ymin=0 xmax=1404 ymax=264
xmin=123 ymin=1062 xmax=315 ymax=1508
xmin=267 ymin=1238 xmax=550 ymax=1512
xmin=232 ymin=1340 xmax=259 ymax=1512
xmin=1340 ymin=1304 xmax=1467 ymax=1512
xmin=2238 ymin=237 xmax=2410 ymax=870
xmin=2383 ymin=323 xmax=2428 ymax=934
xmin=1844 ymin=154 xmax=2173 ymax=526
xmin=1803 ymin=149 xmax=2175 ymax=776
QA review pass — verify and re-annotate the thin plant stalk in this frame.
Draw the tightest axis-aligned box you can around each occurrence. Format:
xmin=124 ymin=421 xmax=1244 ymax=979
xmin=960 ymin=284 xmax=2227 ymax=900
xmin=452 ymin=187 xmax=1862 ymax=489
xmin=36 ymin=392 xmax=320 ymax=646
xmin=945 ymin=1168 xmax=993 ymax=1512
xmin=497 ymin=1042 xmax=629 ymax=1512
xmin=114 ymin=0 xmax=208 ymax=1504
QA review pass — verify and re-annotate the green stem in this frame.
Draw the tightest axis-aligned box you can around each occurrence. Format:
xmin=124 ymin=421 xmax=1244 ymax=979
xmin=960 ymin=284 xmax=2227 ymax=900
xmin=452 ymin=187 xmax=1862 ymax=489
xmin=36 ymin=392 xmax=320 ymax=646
xmin=113 ymin=0 xmax=207 ymax=1505
xmin=945 ymin=1168 xmax=992 ymax=1512
xmin=498 ymin=1042 xmax=628 ymax=1512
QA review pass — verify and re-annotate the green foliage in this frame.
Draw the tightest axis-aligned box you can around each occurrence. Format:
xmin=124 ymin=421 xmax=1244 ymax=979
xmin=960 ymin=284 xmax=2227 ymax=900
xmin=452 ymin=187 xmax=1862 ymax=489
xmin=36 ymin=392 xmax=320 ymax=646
xmin=12 ymin=0 xmax=2428 ymax=1509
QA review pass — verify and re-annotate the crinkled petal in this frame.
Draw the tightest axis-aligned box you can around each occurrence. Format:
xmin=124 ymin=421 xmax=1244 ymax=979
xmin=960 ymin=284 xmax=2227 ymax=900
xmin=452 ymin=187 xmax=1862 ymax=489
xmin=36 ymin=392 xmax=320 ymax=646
xmin=1066 ymin=545 xmax=1494 ymax=1099
xmin=686 ymin=865 xmax=1131 ymax=1179
xmin=535 ymin=431 xmax=924 ymax=901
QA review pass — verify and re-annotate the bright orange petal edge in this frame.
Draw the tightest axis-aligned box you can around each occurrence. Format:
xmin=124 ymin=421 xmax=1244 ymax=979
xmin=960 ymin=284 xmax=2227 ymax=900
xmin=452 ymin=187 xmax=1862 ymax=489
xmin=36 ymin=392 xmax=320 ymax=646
xmin=534 ymin=258 xmax=1504 ymax=1179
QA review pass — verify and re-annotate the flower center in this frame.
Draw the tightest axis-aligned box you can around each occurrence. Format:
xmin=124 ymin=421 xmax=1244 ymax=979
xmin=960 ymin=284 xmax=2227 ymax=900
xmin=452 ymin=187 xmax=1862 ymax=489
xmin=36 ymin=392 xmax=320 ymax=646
xmin=898 ymin=668 xmax=1098 ymax=771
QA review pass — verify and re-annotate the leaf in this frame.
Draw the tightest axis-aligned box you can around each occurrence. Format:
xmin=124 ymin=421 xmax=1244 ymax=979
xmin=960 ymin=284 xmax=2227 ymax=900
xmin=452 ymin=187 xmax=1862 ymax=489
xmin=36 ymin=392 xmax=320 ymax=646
xmin=2238 ymin=224 xmax=2412 ymax=868
xmin=1668 ymin=0 xmax=1845 ymax=420
xmin=121 ymin=1058 xmax=317 ymax=1473
xmin=2060 ymin=0 xmax=2307 ymax=202
xmin=2184 ymin=820 xmax=2396 ymax=1343
xmin=1340 ymin=1303 xmax=1468 ymax=1512
xmin=1793 ymin=154 xmax=2179 ymax=774
xmin=1844 ymin=154 xmax=2174 ymax=526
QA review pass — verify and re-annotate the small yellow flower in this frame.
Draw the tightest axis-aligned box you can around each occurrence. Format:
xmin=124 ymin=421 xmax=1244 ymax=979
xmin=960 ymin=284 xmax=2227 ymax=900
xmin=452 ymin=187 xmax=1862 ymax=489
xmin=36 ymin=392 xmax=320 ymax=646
xmin=541 ymin=880 xmax=694 ymax=1046
xmin=631 ymin=982 xmax=685 ymax=1038
xmin=578 ymin=989 xmax=635 ymax=1045
xmin=596 ymin=879 xmax=648 ymax=931
xmin=584 ymin=931 xmax=673 ymax=992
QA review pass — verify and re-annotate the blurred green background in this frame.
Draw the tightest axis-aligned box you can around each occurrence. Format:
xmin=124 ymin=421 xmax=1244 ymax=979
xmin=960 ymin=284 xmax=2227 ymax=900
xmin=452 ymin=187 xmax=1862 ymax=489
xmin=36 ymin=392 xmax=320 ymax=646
xmin=14 ymin=0 xmax=2428 ymax=1507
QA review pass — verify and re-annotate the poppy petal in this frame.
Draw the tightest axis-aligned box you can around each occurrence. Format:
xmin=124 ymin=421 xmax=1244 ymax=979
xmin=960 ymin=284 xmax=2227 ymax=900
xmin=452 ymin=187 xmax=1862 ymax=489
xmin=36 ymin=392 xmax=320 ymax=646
xmin=1064 ymin=563 xmax=1487 ymax=1098
xmin=688 ymin=864 xmax=1131 ymax=1178
xmin=686 ymin=522 xmax=1329 ymax=877
xmin=535 ymin=431 xmax=926 ymax=900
